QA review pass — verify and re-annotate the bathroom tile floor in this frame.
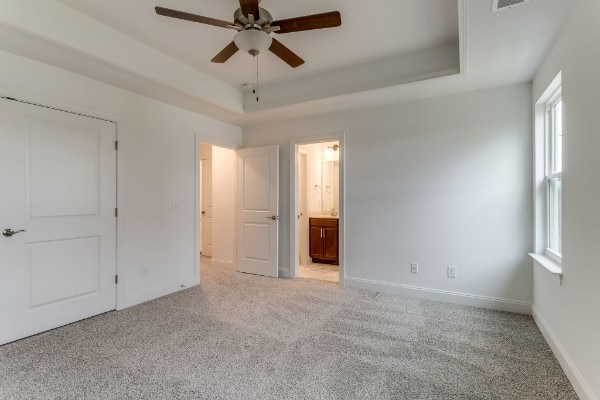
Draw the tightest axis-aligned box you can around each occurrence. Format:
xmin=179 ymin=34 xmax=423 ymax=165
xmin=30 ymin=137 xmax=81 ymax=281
xmin=299 ymin=263 xmax=339 ymax=283
xmin=205 ymin=255 xmax=339 ymax=283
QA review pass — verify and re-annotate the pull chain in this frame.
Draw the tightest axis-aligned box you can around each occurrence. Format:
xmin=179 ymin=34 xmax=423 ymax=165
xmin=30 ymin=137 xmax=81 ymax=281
xmin=255 ymin=54 xmax=259 ymax=102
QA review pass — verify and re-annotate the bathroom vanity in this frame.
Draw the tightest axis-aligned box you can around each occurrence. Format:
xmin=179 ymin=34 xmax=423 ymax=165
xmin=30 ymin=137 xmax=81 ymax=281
xmin=309 ymin=217 xmax=339 ymax=264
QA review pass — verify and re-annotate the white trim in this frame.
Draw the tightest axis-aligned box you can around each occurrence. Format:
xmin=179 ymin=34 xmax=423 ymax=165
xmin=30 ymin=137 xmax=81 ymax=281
xmin=278 ymin=269 xmax=292 ymax=279
xmin=544 ymin=247 xmax=562 ymax=264
xmin=245 ymin=67 xmax=459 ymax=113
xmin=529 ymin=253 xmax=562 ymax=274
xmin=345 ymin=277 xmax=532 ymax=314
xmin=533 ymin=72 xmax=562 ymax=259
xmin=194 ymin=136 xmax=241 ymax=289
xmin=211 ymin=259 xmax=234 ymax=269
xmin=122 ymin=276 xmax=197 ymax=309
xmin=530 ymin=254 xmax=563 ymax=286
xmin=289 ymin=133 xmax=346 ymax=285
xmin=194 ymin=135 xmax=201 ymax=286
xmin=458 ymin=0 xmax=469 ymax=74
xmin=532 ymin=306 xmax=598 ymax=400
xmin=0 ymin=85 xmax=125 ymax=124
xmin=492 ymin=0 xmax=530 ymax=13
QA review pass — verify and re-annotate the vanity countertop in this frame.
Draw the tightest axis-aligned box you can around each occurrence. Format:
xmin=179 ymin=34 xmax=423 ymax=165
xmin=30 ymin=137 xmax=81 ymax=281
xmin=309 ymin=214 xmax=339 ymax=219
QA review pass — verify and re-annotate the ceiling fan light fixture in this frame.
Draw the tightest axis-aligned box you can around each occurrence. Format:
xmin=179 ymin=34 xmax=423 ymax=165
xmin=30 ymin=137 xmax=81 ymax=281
xmin=234 ymin=29 xmax=272 ymax=56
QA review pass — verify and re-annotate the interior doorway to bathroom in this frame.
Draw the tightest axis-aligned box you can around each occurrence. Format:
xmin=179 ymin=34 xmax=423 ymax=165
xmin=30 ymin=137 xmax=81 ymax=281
xmin=292 ymin=138 xmax=344 ymax=284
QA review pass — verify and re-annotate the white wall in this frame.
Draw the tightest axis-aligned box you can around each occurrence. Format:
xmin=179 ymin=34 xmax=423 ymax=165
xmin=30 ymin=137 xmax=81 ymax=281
xmin=300 ymin=143 xmax=323 ymax=212
xmin=0 ymin=50 xmax=243 ymax=309
xmin=211 ymin=146 xmax=237 ymax=268
xmin=531 ymin=0 xmax=600 ymax=398
xmin=244 ymin=83 xmax=533 ymax=312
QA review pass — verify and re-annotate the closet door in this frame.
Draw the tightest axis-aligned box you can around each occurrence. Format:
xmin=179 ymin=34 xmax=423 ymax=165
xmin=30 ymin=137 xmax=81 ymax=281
xmin=0 ymin=98 xmax=117 ymax=345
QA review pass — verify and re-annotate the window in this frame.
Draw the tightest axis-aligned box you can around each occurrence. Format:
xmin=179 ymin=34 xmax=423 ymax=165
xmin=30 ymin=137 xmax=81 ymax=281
xmin=546 ymin=88 xmax=562 ymax=259
xmin=532 ymin=73 xmax=562 ymax=278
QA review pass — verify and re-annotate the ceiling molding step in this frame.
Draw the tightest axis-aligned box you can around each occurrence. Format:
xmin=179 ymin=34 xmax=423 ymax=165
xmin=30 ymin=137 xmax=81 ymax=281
xmin=0 ymin=0 xmax=244 ymax=113
xmin=0 ymin=27 xmax=244 ymax=125
xmin=244 ymin=43 xmax=460 ymax=113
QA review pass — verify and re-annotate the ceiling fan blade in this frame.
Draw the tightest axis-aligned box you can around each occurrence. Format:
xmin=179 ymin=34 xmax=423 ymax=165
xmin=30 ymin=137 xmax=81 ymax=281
xmin=269 ymin=38 xmax=304 ymax=68
xmin=239 ymin=0 xmax=259 ymax=19
xmin=271 ymin=11 xmax=341 ymax=34
xmin=211 ymin=41 xmax=239 ymax=63
xmin=155 ymin=6 xmax=232 ymax=29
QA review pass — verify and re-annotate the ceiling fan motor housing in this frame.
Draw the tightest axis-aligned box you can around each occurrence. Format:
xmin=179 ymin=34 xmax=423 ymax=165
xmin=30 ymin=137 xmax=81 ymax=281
xmin=234 ymin=7 xmax=273 ymax=30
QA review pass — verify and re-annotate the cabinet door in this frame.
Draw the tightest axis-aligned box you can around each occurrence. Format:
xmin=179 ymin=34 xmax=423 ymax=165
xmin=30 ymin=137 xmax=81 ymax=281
xmin=310 ymin=227 xmax=324 ymax=258
xmin=323 ymin=227 xmax=338 ymax=260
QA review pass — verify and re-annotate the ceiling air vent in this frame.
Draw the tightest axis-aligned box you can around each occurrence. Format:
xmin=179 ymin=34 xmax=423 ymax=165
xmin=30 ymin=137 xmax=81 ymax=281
xmin=492 ymin=0 xmax=530 ymax=12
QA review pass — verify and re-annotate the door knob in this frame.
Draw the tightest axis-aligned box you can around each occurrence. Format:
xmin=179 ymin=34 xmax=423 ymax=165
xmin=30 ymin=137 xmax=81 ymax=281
xmin=3 ymin=228 xmax=26 ymax=237
xmin=201 ymin=211 xmax=206 ymax=215
xmin=267 ymin=216 xmax=279 ymax=221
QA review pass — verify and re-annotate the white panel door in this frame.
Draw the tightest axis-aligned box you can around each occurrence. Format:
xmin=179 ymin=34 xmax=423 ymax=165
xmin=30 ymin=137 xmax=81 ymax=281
xmin=201 ymin=159 xmax=213 ymax=257
xmin=0 ymin=98 xmax=116 ymax=345
xmin=236 ymin=145 xmax=279 ymax=277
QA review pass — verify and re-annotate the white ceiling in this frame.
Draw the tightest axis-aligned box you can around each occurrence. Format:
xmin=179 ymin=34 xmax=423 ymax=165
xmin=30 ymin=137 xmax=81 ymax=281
xmin=57 ymin=0 xmax=459 ymax=88
xmin=0 ymin=0 xmax=578 ymax=125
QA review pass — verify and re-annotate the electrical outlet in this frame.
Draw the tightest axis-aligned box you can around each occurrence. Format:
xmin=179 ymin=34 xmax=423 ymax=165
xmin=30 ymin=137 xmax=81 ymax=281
xmin=171 ymin=201 xmax=181 ymax=211
xmin=141 ymin=266 xmax=148 ymax=278
xmin=447 ymin=265 xmax=457 ymax=278
xmin=410 ymin=263 xmax=419 ymax=274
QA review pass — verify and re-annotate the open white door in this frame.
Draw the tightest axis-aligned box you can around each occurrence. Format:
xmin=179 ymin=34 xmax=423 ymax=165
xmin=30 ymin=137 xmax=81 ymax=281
xmin=0 ymin=98 xmax=117 ymax=345
xmin=236 ymin=145 xmax=279 ymax=277
xmin=201 ymin=159 xmax=213 ymax=257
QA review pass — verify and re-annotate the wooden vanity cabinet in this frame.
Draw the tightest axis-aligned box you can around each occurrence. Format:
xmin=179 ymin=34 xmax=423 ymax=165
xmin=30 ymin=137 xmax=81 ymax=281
xmin=309 ymin=218 xmax=339 ymax=264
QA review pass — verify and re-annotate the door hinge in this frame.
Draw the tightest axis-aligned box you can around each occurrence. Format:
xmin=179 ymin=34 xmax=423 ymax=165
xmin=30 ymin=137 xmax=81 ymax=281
xmin=115 ymin=275 xmax=118 ymax=284
xmin=114 ymin=140 xmax=118 ymax=150
xmin=115 ymin=208 xmax=118 ymax=218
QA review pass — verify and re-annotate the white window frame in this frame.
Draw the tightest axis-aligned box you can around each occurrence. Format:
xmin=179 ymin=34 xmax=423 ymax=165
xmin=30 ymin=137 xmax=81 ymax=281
xmin=544 ymin=88 xmax=562 ymax=262
xmin=531 ymin=72 xmax=563 ymax=282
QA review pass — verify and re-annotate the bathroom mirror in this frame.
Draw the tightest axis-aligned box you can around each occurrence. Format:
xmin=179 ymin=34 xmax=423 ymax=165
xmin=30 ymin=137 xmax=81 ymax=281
xmin=321 ymin=148 xmax=339 ymax=215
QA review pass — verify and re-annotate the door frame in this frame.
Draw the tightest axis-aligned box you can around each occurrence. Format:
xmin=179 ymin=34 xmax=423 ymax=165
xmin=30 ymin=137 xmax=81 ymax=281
xmin=290 ymin=132 xmax=346 ymax=284
xmin=0 ymin=86 xmax=125 ymax=312
xmin=194 ymin=136 xmax=240 ymax=281
xmin=298 ymin=149 xmax=309 ymax=265
xmin=0 ymin=85 xmax=127 ymax=334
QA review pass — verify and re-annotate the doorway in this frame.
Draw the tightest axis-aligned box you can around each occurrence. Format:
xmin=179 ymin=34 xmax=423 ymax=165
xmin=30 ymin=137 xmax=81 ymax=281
xmin=197 ymin=142 xmax=280 ymax=278
xmin=198 ymin=143 xmax=236 ymax=271
xmin=291 ymin=136 xmax=344 ymax=284
xmin=200 ymin=145 xmax=213 ymax=258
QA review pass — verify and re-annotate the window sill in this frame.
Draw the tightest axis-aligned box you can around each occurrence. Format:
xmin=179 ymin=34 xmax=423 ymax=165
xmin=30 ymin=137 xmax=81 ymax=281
xmin=529 ymin=253 xmax=563 ymax=286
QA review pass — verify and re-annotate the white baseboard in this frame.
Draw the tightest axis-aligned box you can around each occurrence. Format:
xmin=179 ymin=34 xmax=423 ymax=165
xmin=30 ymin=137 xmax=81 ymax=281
xmin=344 ymin=277 xmax=531 ymax=314
xmin=119 ymin=276 xmax=197 ymax=310
xmin=211 ymin=259 xmax=234 ymax=269
xmin=532 ymin=305 xmax=598 ymax=400
xmin=279 ymin=269 xmax=292 ymax=279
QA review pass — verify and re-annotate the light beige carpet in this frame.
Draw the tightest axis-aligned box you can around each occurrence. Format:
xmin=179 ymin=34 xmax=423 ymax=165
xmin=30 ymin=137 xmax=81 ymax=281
xmin=0 ymin=262 xmax=578 ymax=399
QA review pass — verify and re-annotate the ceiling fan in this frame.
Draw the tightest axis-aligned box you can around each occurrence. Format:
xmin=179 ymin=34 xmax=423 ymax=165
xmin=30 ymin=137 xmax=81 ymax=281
xmin=155 ymin=0 xmax=342 ymax=68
